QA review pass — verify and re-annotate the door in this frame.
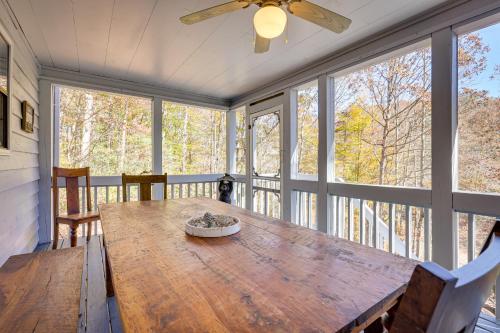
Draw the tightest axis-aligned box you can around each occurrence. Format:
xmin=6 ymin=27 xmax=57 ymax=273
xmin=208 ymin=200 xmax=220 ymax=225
xmin=250 ymin=106 xmax=282 ymax=218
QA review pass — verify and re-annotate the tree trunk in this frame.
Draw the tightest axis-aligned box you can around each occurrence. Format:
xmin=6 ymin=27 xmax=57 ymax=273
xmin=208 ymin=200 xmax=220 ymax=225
xmin=81 ymin=93 xmax=94 ymax=164
xmin=118 ymin=99 xmax=129 ymax=172
xmin=181 ymin=111 xmax=189 ymax=174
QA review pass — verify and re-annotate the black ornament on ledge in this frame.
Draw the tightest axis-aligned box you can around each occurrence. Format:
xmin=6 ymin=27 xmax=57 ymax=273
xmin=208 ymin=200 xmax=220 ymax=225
xmin=217 ymin=173 xmax=235 ymax=204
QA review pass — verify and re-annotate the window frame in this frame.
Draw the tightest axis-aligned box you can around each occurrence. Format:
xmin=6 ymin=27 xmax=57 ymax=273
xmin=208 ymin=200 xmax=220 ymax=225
xmin=0 ymin=22 xmax=12 ymax=155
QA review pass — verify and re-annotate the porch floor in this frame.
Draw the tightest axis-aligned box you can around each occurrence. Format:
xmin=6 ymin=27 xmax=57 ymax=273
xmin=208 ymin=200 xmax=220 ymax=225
xmin=35 ymin=237 xmax=498 ymax=333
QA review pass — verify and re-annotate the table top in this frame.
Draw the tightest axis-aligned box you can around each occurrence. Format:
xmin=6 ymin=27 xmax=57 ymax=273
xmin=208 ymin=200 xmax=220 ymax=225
xmin=0 ymin=247 xmax=83 ymax=333
xmin=99 ymin=197 xmax=417 ymax=333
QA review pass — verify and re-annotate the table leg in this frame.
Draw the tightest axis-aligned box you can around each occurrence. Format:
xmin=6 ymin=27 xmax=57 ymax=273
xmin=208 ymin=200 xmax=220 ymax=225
xmin=103 ymin=237 xmax=115 ymax=297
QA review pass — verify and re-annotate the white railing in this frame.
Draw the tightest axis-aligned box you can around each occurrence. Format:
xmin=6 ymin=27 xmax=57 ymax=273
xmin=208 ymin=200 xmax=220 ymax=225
xmin=293 ymin=191 xmax=317 ymax=230
xmin=455 ymin=210 xmax=498 ymax=319
xmin=55 ymin=174 xmax=247 ymax=238
xmin=253 ymin=178 xmax=281 ymax=218
xmin=329 ymin=195 xmax=429 ymax=260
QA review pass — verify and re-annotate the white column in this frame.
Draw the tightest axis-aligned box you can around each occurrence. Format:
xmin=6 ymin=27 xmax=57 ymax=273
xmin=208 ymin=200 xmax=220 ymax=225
xmin=282 ymin=90 xmax=292 ymax=221
xmin=245 ymin=104 xmax=253 ymax=211
xmin=316 ymin=74 xmax=333 ymax=233
xmin=431 ymin=28 xmax=458 ymax=269
xmin=152 ymin=96 xmax=163 ymax=199
xmin=226 ymin=110 xmax=236 ymax=174
xmin=38 ymin=80 xmax=53 ymax=243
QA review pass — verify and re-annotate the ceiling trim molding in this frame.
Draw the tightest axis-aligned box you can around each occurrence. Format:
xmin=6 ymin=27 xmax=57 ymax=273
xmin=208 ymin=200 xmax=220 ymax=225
xmin=230 ymin=0 xmax=500 ymax=107
xmin=39 ymin=66 xmax=231 ymax=109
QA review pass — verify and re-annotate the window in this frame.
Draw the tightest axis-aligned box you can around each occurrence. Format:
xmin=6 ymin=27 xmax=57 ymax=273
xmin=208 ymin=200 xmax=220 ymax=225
xmin=57 ymin=86 xmax=152 ymax=176
xmin=292 ymin=80 xmax=318 ymax=179
xmin=333 ymin=41 xmax=432 ymax=188
xmin=235 ymin=107 xmax=246 ymax=174
xmin=162 ymin=101 xmax=226 ymax=175
xmin=0 ymin=32 xmax=10 ymax=150
xmin=457 ymin=22 xmax=500 ymax=194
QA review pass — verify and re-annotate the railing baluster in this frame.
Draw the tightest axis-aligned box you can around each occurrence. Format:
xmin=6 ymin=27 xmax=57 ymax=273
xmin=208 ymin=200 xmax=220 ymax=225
xmin=188 ymin=184 xmax=191 ymax=198
xmin=424 ymin=208 xmax=430 ymax=261
xmin=467 ymin=213 xmax=475 ymax=262
xmin=116 ymin=186 xmax=120 ymax=202
xmin=93 ymin=186 xmax=98 ymax=236
xmin=93 ymin=186 xmax=98 ymax=209
xmin=105 ymin=186 xmax=109 ymax=204
xmin=359 ymin=199 xmax=365 ymax=245
xmin=264 ymin=190 xmax=268 ymax=217
xmin=202 ymin=183 xmax=206 ymax=197
xmin=372 ymin=201 xmax=378 ymax=248
xmin=81 ymin=186 xmax=86 ymax=211
xmin=335 ymin=196 xmax=341 ymax=237
xmin=347 ymin=197 xmax=353 ymax=241
xmin=389 ymin=203 xmax=395 ymax=253
xmin=405 ymin=205 xmax=412 ymax=258
xmin=307 ymin=192 xmax=312 ymax=229
xmin=179 ymin=184 xmax=184 ymax=198
xmin=195 ymin=183 xmax=199 ymax=197
xmin=81 ymin=186 xmax=86 ymax=238
xmin=209 ymin=183 xmax=212 ymax=198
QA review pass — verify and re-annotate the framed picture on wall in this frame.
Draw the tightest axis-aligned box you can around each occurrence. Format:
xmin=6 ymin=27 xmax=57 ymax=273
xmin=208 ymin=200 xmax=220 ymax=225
xmin=21 ymin=101 xmax=34 ymax=133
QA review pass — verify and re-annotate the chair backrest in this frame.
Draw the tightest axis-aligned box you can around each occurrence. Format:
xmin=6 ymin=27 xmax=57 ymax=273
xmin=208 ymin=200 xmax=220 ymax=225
xmin=52 ymin=167 xmax=92 ymax=217
xmin=121 ymin=173 xmax=168 ymax=202
xmin=391 ymin=220 xmax=500 ymax=333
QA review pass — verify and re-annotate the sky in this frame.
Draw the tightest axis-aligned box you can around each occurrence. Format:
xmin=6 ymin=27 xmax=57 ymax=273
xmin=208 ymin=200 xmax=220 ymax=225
xmin=463 ymin=22 xmax=500 ymax=97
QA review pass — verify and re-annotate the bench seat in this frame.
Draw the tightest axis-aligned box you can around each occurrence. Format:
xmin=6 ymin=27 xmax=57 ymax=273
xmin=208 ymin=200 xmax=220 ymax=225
xmin=0 ymin=247 xmax=84 ymax=333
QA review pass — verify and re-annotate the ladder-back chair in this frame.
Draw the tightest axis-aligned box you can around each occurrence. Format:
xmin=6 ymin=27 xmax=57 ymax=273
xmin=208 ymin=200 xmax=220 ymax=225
xmin=52 ymin=167 xmax=100 ymax=249
xmin=121 ymin=173 xmax=168 ymax=202
xmin=390 ymin=220 xmax=500 ymax=333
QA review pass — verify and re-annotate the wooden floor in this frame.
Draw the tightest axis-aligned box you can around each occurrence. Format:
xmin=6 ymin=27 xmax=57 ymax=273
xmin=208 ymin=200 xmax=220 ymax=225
xmin=35 ymin=236 xmax=499 ymax=333
xmin=35 ymin=236 xmax=123 ymax=333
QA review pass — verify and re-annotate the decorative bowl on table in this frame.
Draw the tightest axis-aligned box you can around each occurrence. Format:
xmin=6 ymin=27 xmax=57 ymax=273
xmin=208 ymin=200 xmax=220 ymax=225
xmin=185 ymin=212 xmax=241 ymax=237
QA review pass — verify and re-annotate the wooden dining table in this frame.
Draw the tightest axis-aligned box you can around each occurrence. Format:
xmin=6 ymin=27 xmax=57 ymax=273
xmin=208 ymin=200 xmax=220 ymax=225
xmin=99 ymin=197 xmax=417 ymax=332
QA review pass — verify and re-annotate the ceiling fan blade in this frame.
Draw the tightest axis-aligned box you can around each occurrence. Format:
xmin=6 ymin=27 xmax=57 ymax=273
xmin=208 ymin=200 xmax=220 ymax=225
xmin=255 ymin=33 xmax=270 ymax=53
xmin=287 ymin=0 xmax=351 ymax=33
xmin=180 ymin=1 xmax=249 ymax=25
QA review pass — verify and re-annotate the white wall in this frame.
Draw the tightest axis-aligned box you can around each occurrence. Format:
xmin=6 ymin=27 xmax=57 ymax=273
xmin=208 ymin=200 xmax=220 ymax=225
xmin=0 ymin=1 xmax=40 ymax=265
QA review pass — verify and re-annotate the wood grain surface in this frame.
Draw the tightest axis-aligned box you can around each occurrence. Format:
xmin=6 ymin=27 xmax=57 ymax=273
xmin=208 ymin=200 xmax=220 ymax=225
xmin=0 ymin=247 xmax=84 ymax=332
xmin=99 ymin=197 xmax=417 ymax=333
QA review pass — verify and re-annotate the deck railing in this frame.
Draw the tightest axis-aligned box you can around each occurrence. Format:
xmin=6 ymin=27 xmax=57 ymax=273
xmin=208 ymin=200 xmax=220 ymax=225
xmin=253 ymin=178 xmax=281 ymax=218
xmin=55 ymin=174 xmax=247 ymax=237
xmin=455 ymin=210 xmax=499 ymax=319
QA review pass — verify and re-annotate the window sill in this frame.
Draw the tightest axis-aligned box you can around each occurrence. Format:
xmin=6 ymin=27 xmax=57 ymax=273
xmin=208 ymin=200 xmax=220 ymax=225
xmin=0 ymin=147 xmax=11 ymax=156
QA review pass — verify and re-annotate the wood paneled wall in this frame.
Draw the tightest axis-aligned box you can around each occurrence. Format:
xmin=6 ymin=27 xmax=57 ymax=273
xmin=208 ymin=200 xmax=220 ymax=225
xmin=0 ymin=0 xmax=40 ymax=265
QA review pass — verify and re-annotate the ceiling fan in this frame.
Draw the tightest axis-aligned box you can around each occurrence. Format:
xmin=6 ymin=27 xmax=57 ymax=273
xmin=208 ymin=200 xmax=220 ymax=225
xmin=180 ymin=0 xmax=351 ymax=53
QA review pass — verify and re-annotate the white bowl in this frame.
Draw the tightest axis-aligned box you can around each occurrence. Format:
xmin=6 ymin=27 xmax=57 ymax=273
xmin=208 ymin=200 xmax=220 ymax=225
xmin=185 ymin=216 xmax=241 ymax=238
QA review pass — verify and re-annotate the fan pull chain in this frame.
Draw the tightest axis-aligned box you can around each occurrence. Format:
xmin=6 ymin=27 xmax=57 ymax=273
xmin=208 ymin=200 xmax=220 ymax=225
xmin=284 ymin=18 xmax=289 ymax=44
xmin=253 ymin=25 xmax=256 ymax=47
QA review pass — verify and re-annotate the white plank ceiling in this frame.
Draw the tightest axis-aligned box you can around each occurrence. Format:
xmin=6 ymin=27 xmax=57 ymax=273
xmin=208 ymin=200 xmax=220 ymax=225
xmin=8 ymin=0 xmax=448 ymax=100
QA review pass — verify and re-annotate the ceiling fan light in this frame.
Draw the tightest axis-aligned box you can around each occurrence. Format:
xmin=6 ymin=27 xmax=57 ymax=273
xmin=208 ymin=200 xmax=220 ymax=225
xmin=253 ymin=6 xmax=287 ymax=39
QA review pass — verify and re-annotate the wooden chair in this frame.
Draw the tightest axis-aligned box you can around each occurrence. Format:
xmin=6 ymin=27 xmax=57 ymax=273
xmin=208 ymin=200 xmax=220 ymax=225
xmin=121 ymin=173 xmax=168 ymax=202
xmin=52 ymin=167 xmax=100 ymax=249
xmin=389 ymin=220 xmax=500 ymax=333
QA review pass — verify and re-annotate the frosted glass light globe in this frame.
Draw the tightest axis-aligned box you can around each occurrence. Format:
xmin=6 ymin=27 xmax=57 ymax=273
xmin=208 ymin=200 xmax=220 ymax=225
xmin=253 ymin=6 xmax=287 ymax=39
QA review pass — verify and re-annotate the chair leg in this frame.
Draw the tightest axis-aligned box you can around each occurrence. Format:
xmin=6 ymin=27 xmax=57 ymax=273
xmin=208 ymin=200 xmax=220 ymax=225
xmin=70 ymin=224 xmax=78 ymax=247
xmin=87 ymin=222 xmax=92 ymax=241
xmin=52 ymin=222 xmax=59 ymax=249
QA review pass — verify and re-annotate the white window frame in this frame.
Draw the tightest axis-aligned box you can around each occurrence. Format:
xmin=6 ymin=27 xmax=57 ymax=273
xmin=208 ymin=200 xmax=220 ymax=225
xmin=0 ymin=21 xmax=13 ymax=155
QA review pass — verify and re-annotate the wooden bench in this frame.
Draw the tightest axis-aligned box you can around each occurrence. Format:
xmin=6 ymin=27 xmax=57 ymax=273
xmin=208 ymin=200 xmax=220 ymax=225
xmin=0 ymin=247 xmax=84 ymax=332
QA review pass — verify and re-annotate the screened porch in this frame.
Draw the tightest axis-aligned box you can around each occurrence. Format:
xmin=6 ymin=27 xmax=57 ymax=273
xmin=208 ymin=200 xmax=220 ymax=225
xmin=0 ymin=0 xmax=499 ymax=332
